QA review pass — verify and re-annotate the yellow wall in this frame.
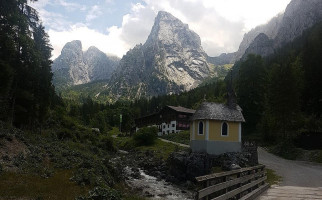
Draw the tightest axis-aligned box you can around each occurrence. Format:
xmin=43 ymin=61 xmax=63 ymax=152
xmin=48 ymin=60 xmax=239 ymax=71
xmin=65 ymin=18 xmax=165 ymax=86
xmin=193 ymin=120 xmax=205 ymax=140
xmin=208 ymin=120 xmax=239 ymax=142
xmin=191 ymin=120 xmax=240 ymax=142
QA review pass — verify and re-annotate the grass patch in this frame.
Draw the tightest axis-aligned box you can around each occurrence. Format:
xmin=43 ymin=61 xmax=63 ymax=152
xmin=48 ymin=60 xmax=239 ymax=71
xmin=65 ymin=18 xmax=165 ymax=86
xmin=312 ymin=150 xmax=322 ymax=163
xmin=160 ymin=131 xmax=190 ymax=145
xmin=114 ymin=136 xmax=187 ymax=160
xmin=210 ymin=166 xmax=223 ymax=173
xmin=136 ymin=139 xmax=186 ymax=160
xmin=0 ymin=170 xmax=89 ymax=199
xmin=266 ymin=168 xmax=282 ymax=185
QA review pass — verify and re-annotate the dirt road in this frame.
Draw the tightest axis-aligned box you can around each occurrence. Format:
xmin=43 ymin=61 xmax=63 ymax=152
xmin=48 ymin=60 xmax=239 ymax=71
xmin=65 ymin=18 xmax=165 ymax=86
xmin=258 ymin=147 xmax=322 ymax=187
xmin=257 ymin=147 xmax=322 ymax=199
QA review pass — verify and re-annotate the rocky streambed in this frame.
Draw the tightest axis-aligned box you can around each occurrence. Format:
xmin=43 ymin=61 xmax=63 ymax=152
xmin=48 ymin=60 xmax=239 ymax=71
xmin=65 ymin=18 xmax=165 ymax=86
xmin=125 ymin=166 xmax=193 ymax=199
xmin=113 ymin=148 xmax=255 ymax=199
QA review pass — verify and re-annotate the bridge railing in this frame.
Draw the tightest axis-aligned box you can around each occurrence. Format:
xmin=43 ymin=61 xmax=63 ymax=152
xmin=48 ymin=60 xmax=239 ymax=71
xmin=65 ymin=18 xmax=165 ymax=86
xmin=195 ymin=165 xmax=269 ymax=200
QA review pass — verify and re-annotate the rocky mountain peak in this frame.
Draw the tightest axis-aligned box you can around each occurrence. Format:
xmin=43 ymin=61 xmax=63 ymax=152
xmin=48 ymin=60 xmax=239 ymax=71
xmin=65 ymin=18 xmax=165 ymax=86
xmin=52 ymin=41 xmax=119 ymax=89
xmin=61 ymin=40 xmax=82 ymax=56
xmin=106 ymin=10 xmax=210 ymax=100
xmin=146 ymin=11 xmax=201 ymax=49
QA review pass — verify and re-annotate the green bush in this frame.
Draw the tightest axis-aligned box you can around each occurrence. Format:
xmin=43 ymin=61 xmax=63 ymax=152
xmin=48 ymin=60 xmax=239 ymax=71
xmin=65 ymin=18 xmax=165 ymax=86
xmin=99 ymin=136 xmax=116 ymax=152
xmin=133 ymin=127 xmax=158 ymax=146
xmin=270 ymin=140 xmax=301 ymax=160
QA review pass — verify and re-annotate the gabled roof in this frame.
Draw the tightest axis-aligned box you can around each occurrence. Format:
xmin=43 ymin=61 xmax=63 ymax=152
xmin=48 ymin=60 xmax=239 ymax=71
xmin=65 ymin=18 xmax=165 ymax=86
xmin=191 ymin=102 xmax=245 ymax=122
xmin=167 ymin=105 xmax=196 ymax=114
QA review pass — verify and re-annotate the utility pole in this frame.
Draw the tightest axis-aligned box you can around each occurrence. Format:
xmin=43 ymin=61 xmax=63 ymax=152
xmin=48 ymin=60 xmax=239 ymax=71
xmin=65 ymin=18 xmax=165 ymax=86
xmin=120 ymin=114 xmax=122 ymax=133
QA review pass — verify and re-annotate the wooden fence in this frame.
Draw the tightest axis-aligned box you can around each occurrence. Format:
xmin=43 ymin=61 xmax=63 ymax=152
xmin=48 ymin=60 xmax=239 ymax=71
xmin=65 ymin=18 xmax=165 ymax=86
xmin=195 ymin=165 xmax=269 ymax=200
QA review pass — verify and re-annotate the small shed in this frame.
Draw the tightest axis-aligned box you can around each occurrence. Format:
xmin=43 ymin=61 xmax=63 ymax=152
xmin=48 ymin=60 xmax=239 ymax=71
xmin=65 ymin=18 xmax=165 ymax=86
xmin=190 ymin=102 xmax=245 ymax=155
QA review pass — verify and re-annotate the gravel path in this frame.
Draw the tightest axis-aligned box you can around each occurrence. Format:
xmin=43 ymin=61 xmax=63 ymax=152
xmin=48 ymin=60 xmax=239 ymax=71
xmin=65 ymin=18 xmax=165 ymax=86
xmin=258 ymin=147 xmax=322 ymax=187
xmin=158 ymin=138 xmax=190 ymax=148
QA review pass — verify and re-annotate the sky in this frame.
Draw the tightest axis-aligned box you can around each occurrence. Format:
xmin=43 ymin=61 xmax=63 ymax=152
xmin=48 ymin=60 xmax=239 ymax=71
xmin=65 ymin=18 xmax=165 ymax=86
xmin=30 ymin=0 xmax=292 ymax=59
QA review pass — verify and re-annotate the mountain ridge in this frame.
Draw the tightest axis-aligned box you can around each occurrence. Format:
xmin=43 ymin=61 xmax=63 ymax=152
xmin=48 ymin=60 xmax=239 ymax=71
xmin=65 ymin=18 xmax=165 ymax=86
xmin=52 ymin=40 xmax=119 ymax=90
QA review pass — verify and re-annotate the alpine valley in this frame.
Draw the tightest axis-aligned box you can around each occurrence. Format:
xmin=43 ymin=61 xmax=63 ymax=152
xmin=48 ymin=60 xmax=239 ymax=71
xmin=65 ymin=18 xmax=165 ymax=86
xmin=52 ymin=0 xmax=322 ymax=103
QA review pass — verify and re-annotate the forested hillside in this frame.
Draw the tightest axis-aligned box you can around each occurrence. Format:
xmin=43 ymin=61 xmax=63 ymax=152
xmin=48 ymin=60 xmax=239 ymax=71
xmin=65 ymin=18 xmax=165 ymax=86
xmin=231 ymin=23 xmax=322 ymax=143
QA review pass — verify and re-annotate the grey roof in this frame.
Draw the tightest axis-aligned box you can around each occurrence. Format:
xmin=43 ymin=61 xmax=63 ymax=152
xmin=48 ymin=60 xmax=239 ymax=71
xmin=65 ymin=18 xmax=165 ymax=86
xmin=191 ymin=102 xmax=245 ymax=122
xmin=167 ymin=105 xmax=195 ymax=114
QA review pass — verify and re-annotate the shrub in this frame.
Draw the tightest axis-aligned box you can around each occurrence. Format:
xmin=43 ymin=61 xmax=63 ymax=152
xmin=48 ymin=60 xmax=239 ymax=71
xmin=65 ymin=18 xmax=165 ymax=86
xmin=99 ymin=136 xmax=116 ymax=152
xmin=133 ymin=127 xmax=158 ymax=146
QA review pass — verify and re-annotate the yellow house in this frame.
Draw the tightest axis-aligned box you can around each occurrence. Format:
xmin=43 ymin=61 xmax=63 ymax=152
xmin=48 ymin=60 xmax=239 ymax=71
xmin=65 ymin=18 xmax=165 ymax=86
xmin=190 ymin=102 xmax=245 ymax=155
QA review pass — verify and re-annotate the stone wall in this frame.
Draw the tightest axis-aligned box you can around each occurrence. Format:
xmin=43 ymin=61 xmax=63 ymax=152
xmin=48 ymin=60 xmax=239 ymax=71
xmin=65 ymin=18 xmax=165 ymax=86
xmin=242 ymin=141 xmax=258 ymax=166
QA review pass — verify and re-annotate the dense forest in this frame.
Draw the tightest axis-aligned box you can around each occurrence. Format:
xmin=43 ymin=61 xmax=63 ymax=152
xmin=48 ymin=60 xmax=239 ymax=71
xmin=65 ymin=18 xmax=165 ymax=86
xmin=0 ymin=0 xmax=57 ymax=128
xmin=232 ymin=23 xmax=322 ymax=144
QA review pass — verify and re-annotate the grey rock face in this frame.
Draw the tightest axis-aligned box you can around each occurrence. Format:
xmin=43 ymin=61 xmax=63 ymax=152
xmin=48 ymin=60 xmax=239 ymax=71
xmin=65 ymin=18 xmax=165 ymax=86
xmin=274 ymin=0 xmax=322 ymax=47
xmin=241 ymin=0 xmax=322 ymax=59
xmin=236 ymin=13 xmax=283 ymax=61
xmin=52 ymin=40 xmax=89 ymax=87
xmin=207 ymin=52 xmax=236 ymax=65
xmin=242 ymin=33 xmax=274 ymax=60
xmin=84 ymin=46 xmax=119 ymax=81
xmin=109 ymin=11 xmax=210 ymax=99
xmin=52 ymin=40 xmax=119 ymax=89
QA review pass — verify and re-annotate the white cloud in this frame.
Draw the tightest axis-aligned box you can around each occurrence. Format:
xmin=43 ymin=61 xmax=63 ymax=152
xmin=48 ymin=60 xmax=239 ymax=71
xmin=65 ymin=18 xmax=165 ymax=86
xmin=49 ymin=24 xmax=129 ymax=59
xmin=86 ymin=5 xmax=103 ymax=22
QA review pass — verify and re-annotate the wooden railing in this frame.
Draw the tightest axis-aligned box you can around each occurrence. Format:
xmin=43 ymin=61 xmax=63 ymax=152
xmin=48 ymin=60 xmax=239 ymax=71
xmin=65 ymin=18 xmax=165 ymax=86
xmin=195 ymin=165 xmax=269 ymax=200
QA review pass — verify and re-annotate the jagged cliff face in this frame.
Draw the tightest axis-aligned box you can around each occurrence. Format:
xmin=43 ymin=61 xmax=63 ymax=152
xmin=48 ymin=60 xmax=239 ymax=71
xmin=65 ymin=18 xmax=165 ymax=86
xmin=274 ymin=0 xmax=322 ymax=47
xmin=236 ymin=13 xmax=283 ymax=61
xmin=52 ymin=40 xmax=119 ymax=89
xmin=84 ymin=46 xmax=119 ymax=81
xmin=241 ymin=0 xmax=322 ymax=59
xmin=108 ymin=11 xmax=210 ymax=99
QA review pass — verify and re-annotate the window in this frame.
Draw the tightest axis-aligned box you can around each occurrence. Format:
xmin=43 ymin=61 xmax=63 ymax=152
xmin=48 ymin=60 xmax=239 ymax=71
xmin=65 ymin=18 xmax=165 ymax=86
xmin=172 ymin=130 xmax=174 ymax=133
xmin=198 ymin=121 xmax=204 ymax=135
xmin=163 ymin=125 xmax=165 ymax=129
xmin=163 ymin=131 xmax=165 ymax=135
xmin=221 ymin=122 xmax=228 ymax=136
xmin=172 ymin=124 xmax=175 ymax=127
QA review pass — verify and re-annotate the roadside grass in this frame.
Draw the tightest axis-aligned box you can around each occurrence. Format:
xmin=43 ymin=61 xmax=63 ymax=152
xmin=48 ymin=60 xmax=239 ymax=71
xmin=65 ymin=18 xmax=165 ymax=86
xmin=269 ymin=141 xmax=302 ymax=160
xmin=269 ymin=142 xmax=322 ymax=164
xmin=159 ymin=131 xmax=190 ymax=145
xmin=266 ymin=168 xmax=282 ymax=186
xmin=0 ymin=170 xmax=89 ymax=200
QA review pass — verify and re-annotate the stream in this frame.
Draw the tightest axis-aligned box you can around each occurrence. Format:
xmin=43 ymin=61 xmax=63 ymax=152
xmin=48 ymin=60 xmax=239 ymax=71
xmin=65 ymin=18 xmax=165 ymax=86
xmin=125 ymin=166 xmax=194 ymax=199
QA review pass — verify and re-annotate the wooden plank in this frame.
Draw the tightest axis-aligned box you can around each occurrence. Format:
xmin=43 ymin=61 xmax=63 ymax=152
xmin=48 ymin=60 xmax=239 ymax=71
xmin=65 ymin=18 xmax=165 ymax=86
xmin=196 ymin=165 xmax=265 ymax=182
xmin=240 ymin=183 xmax=269 ymax=200
xmin=210 ymin=176 xmax=267 ymax=200
xmin=198 ymin=171 xmax=265 ymax=199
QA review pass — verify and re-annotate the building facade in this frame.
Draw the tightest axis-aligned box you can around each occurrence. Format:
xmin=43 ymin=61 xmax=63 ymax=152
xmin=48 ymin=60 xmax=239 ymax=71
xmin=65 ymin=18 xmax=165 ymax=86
xmin=190 ymin=102 xmax=245 ymax=155
xmin=135 ymin=106 xmax=195 ymax=136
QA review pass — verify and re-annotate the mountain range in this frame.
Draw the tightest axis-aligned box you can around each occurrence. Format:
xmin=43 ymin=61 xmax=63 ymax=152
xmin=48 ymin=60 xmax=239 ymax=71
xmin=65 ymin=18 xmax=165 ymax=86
xmin=52 ymin=0 xmax=322 ymax=101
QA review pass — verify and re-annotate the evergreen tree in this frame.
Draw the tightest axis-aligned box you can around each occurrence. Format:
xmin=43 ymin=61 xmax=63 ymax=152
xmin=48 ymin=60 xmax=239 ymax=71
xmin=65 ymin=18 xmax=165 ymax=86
xmin=0 ymin=0 xmax=55 ymax=128
xmin=235 ymin=54 xmax=267 ymax=135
